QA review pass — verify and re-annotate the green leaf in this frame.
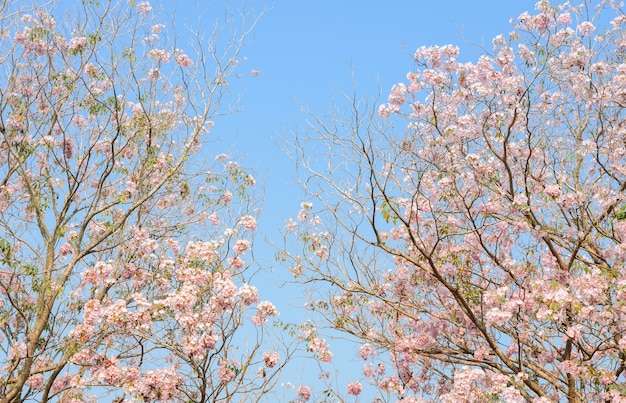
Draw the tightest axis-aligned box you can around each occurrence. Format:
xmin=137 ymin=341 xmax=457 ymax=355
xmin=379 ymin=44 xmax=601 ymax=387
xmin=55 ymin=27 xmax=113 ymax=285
xmin=616 ymin=206 xmax=626 ymax=221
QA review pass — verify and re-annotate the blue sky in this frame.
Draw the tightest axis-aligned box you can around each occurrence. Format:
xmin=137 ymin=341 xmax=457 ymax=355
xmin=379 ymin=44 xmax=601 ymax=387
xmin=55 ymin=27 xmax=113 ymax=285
xmin=181 ymin=0 xmax=537 ymax=398
xmin=193 ymin=0 xmax=538 ymax=398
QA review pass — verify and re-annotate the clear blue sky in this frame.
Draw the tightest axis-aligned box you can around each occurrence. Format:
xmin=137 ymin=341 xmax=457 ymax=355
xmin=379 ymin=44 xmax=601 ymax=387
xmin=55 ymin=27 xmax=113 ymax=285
xmin=181 ymin=0 xmax=537 ymax=399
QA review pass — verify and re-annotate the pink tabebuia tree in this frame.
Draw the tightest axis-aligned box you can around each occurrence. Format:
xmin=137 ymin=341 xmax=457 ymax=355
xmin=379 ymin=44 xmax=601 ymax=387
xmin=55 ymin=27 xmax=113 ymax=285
xmin=0 ymin=1 xmax=293 ymax=402
xmin=283 ymin=1 xmax=626 ymax=401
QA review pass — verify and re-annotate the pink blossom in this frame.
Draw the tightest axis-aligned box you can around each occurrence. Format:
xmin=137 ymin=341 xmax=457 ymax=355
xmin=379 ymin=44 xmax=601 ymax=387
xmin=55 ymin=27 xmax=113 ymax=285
xmin=308 ymin=336 xmax=333 ymax=363
xmin=83 ymin=299 xmax=101 ymax=325
xmin=238 ymin=283 xmax=259 ymax=305
xmin=174 ymin=50 xmax=193 ymax=67
xmin=485 ymin=308 xmax=513 ymax=326
xmin=185 ymin=240 xmax=219 ymax=264
xmin=133 ymin=367 xmax=182 ymax=401
xmin=297 ymin=210 xmax=309 ymax=222
xmin=184 ymin=333 xmax=219 ymax=356
xmin=347 ymin=381 xmax=362 ymax=395
xmin=59 ymin=243 xmax=73 ymax=256
xmin=297 ymin=385 xmax=311 ymax=401
xmin=63 ymin=138 xmax=74 ymax=159
xmin=228 ymin=256 xmax=245 ymax=269
xmin=148 ymin=49 xmax=171 ymax=63
xmin=543 ymin=184 xmax=562 ymax=197
xmin=218 ymin=366 xmax=236 ymax=383
xmin=221 ymin=190 xmax=233 ymax=204
xmin=162 ymin=286 xmax=198 ymax=312
xmin=501 ymin=386 xmax=525 ymax=403
xmin=101 ymin=299 xmax=128 ymax=326
xmin=314 ymin=245 xmax=328 ymax=259
xmin=50 ymin=374 xmax=73 ymax=395
xmin=600 ymin=370 xmax=617 ymax=386
xmin=82 ymin=261 xmax=114 ymax=284
xmin=68 ymin=323 xmax=94 ymax=342
xmin=84 ymin=64 xmax=100 ymax=78
xmin=70 ymin=349 xmax=95 ymax=365
xmin=252 ymin=301 xmax=278 ymax=325
xmin=243 ymin=173 xmax=256 ymax=186
xmin=26 ymin=374 xmax=44 ymax=389
xmin=557 ymin=12 xmax=572 ymax=25
xmin=7 ymin=114 xmax=26 ymax=131
xmin=146 ymin=68 xmax=160 ymax=80
xmin=256 ymin=300 xmax=278 ymax=317
xmin=96 ymin=358 xmax=124 ymax=385
xmin=263 ymin=351 xmax=280 ymax=368
xmin=68 ymin=37 xmax=86 ymax=52
xmin=474 ymin=344 xmax=491 ymax=360
xmin=379 ymin=376 xmax=402 ymax=393
xmin=239 ymin=215 xmax=257 ymax=231
xmin=560 ymin=360 xmax=587 ymax=379
xmin=36 ymin=10 xmax=56 ymax=29
xmin=577 ymin=21 xmax=595 ymax=36
xmin=378 ymin=104 xmax=391 ymax=118
xmin=388 ymin=84 xmax=407 ymax=106
xmin=284 ymin=218 xmax=298 ymax=231
xmin=440 ymin=367 xmax=485 ymax=402
xmin=233 ymin=239 xmax=250 ymax=254
xmin=209 ymin=213 xmax=220 ymax=225
xmin=619 ymin=335 xmax=626 ymax=351
xmin=136 ymin=1 xmax=153 ymax=17
xmin=359 ymin=343 xmax=374 ymax=360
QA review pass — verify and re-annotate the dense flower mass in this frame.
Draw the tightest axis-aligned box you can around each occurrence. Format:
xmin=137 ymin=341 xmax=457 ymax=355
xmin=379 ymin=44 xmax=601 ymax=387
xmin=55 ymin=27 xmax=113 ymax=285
xmin=0 ymin=1 xmax=288 ymax=402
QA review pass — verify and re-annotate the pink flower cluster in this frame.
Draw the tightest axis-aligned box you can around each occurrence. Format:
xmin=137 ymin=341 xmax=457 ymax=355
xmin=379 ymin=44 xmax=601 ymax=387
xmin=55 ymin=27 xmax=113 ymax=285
xmin=129 ymin=367 xmax=182 ymax=401
xmin=184 ymin=240 xmax=219 ymax=264
xmin=239 ymin=215 xmax=257 ymax=231
xmin=183 ymin=333 xmax=219 ymax=357
xmin=232 ymin=239 xmax=250 ymax=254
xmin=297 ymin=385 xmax=311 ymax=402
xmin=308 ymin=336 xmax=333 ymax=363
xmin=81 ymin=261 xmax=114 ymax=285
xmin=95 ymin=358 xmax=140 ymax=387
xmin=263 ymin=351 xmax=280 ymax=368
xmin=148 ymin=49 xmax=171 ymax=63
xmin=237 ymin=283 xmax=259 ymax=305
xmin=174 ymin=49 xmax=193 ymax=67
xmin=136 ymin=1 xmax=152 ymax=17
xmin=347 ymin=381 xmax=362 ymax=396
xmin=251 ymin=300 xmax=278 ymax=325
xmin=218 ymin=361 xmax=239 ymax=383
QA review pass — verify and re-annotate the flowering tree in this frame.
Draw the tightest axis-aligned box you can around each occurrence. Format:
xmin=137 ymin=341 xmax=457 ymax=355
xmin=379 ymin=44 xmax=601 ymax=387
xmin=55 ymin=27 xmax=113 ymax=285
xmin=0 ymin=1 xmax=294 ymax=402
xmin=283 ymin=1 xmax=626 ymax=401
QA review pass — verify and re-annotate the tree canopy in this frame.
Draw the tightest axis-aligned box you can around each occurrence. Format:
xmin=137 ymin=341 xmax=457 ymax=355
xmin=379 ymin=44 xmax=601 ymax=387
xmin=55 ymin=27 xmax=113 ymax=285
xmin=283 ymin=1 xmax=626 ymax=401
xmin=0 ymin=1 xmax=295 ymax=402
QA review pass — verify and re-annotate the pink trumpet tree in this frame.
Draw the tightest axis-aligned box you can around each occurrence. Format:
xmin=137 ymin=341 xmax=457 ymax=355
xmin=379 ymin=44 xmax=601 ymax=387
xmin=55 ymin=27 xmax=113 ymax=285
xmin=284 ymin=1 xmax=626 ymax=401
xmin=0 ymin=1 xmax=292 ymax=402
